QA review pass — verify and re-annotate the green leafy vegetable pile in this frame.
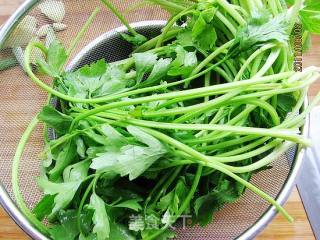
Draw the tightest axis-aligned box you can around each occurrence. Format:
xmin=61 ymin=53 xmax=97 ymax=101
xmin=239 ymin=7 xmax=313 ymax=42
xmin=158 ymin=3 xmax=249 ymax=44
xmin=11 ymin=0 xmax=320 ymax=239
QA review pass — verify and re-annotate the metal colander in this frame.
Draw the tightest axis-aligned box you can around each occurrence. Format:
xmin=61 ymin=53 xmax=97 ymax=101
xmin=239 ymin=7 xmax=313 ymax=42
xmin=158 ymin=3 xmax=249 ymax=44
xmin=0 ymin=0 xmax=309 ymax=239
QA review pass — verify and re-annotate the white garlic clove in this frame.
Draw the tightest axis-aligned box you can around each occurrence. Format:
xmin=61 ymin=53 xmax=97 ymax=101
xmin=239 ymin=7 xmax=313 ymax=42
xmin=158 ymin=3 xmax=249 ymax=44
xmin=45 ymin=26 xmax=56 ymax=48
xmin=37 ymin=24 xmax=51 ymax=38
xmin=4 ymin=15 xmax=37 ymax=48
xmin=38 ymin=0 xmax=65 ymax=23
xmin=52 ymin=22 xmax=67 ymax=32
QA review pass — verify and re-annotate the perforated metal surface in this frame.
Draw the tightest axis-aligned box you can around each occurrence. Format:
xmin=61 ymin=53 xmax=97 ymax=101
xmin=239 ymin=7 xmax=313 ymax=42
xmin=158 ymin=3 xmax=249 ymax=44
xmin=0 ymin=1 xmax=306 ymax=239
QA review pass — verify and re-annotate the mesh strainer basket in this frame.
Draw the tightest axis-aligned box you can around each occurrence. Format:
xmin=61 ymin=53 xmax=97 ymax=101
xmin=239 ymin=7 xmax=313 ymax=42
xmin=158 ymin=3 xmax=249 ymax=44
xmin=0 ymin=0 xmax=310 ymax=239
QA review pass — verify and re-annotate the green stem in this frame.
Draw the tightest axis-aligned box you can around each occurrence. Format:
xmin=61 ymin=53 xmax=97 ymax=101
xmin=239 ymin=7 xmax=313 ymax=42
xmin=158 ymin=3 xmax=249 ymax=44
xmin=146 ymin=165 xmax=203 ymax=240
xmin=216 ymin=136 xmax=270 ymax=156
xmin=146 ymin=0 xmax=186 ymax=13
xmin=156 ymin=7 xmax=194 ymax=47
xmin=195 ymin=107 xmax=226 ymax=138
xmin=287 ymin=0 xmax=303 ymax=34
xmin=144 ymin=168 xmax=175 ymax=213
xmin=24 ymin=42 xmax=237 ymax=104
xmin=250 ymin=52 xmax=264 ymax=77
xmin=220 ymin=141 xmax=295 ymax=173
xmin=254 ymin=48 xmax=281 ymax=78
xmin=100 ymin=0 xmax=138 ymax=35
xmin=77 ymin=178 xmax=95 ymax=235
xmin=149 ymin=166 xmax=183 ymax=209
xmin=138 ymin=127 xmax=292 ymax=222
xmin=173 ymin=89 xmax=242 ymax=123
xmin=155 ymin=82 xmax=280 ymax=111
xmin=267 ymin=0 xmax=279 ymax=15
xmin=216 ymin=0 xmax=246 ymax=26
xmin=147 ymin=160 xmax=194 ymax=172
xmin=283 ymin=92 xmax=320 ymax=128
xmin=196 ymin=135 xmax=258 ymax=152
xmin=188 ymin=86 xmax=314 ymax=146
xmin=71 ymin=71 xmax=294 ymax=127
xmin=216 ymin=11 xmax=237 ymax=36
xmin=234 ymin=43 xmax=276 ymax=81
xmin=208 ymin=161 xmax=293 ymax=221
xmin=12 ymin=117 xmax=49 ymax=234
xmin=91 ymin=114 xmax=310 ymax=146
xmin=192 ymin=40 xmax=234 ymax=75
xmin=66 ymin=7 xmax=100 ymax=57
xmin=209 ymin=139 xmax=281 ymax=163
xmin=235 ymin=98 xmax=280 ymax=125
xmin=134 ymin=28 xmax=182 ymax=53
xmin=143 ymin=85 xmax=296 ymax=119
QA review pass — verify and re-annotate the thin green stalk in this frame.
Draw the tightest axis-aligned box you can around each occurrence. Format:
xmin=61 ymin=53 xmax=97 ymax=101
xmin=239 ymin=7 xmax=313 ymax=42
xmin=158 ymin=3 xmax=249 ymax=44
xmin=188 ymin=86 xmax=315 ymax=146
xmin=93 ymin=114 xmax=310 ymax=146
xmin=146 ymin=0 xmax=186 ymax=13
xmin=71 ymin=71 xmax=294 ymax=128
xmin=146 ymin=165 xmax=203 ymax=240
xmin=216 ymin=0 xmax=246 ymax=26
xmin=220 ymin=61 xmax=235 ymax=79
xmin=215 ymin=66 xmax=233 ymax=82
xmin=287 ymin=0 xmax=303 ymax=34
xmin=275 ymin=0 xmax=283 ymax=13
xmin=144 ymin=85 xmax=296 ymax=119
xmin=207 ymin=160 xmax=293 ymax=222
xmin=283 ymin=92 xmax=320 ymax=128
xmin=195 ymin=107 xmax=227 ymax=138
xmin=137 ymin=127 xmax=292 ymax=222
xmin=224 ymin=59 xmax=238 ymax=77
xmin=234 ymin=43 xmax=276 ymax=81
xmin=250 ymin=52 xmax=264 ymax=77
xmin=185 ymin=104 xmax=264 ymax=144
xmin=134 ymin=28 xmax=182 ymax=53
xmin=208 ymin=139 xmax=281 ymax=163
xmin=220 ymin=141 xmax=294 ymax=173
xmin=267 ymin=0 xmax=279 ymax=15
xmin=255 ymin=48 xmax=281 ymax=78
xmin=234 ymin=98 xmax=280 ymax=125
xmin=77 ymin=178 xmax=95 ymax=235
xmin=144 ymin=90 xmax=239 ymax=118
xmin=233 ymin=4 xmax=249 ymax=17
xmin=149 ymin=166 xmax=183 ymax=209
xmin=66 ymin=8 xmax=100 ymax=57
xmin=191 ymin=40 xmax=234 ymax=75
xmin=144 ymin=168 xmax=176 ymax=214
xmin=173 ymin=89 xmax=242 ymax=123
xmin=24 ymin=42 xmax=239 ymax=104
xmin=285 ymin=89 xmax=307 ymax=122
xmin=155 ymin=83 xmax=281 ymax=111
xmin=215 ymin=11 xmax=237 ymax=36
xmin=100 ymin=0 xmax=138 ymax=35
xmin=196 ymin=135 xmax=258 ymax=152
xmin=156 ymin=7 xmax=195 ymax=47
xmin=204 ymin=72 xmax=211 ymax=103
xmin=216 ymin=136 xmax=271 ymax=156
xmin=228 ymin=83 xmax=313 ymax=102
xmin=12 ymin=117 xmax=48 ymax=234
xmin=147 ymin=160 xmax=194 ymax=172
